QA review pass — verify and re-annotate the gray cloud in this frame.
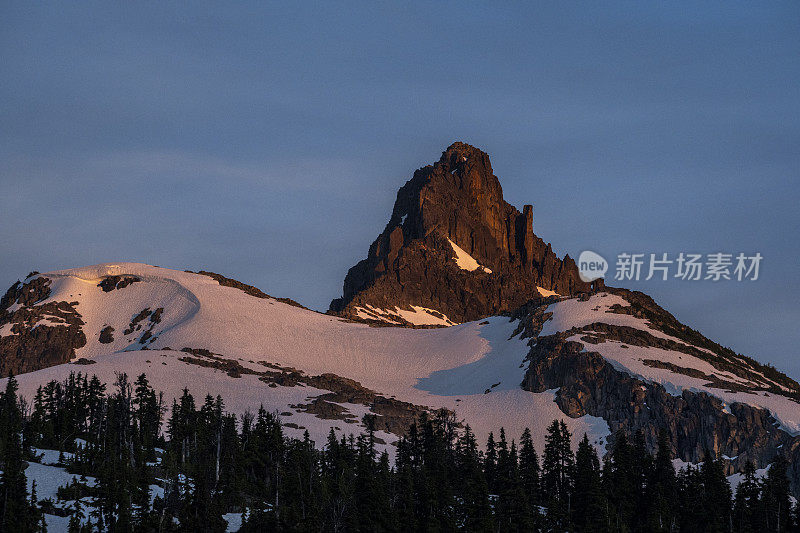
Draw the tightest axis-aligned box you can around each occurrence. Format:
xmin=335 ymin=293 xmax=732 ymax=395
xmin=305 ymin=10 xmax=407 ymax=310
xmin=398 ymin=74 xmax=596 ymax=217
xmin=1 ymin=2 xmax=798 ymax=378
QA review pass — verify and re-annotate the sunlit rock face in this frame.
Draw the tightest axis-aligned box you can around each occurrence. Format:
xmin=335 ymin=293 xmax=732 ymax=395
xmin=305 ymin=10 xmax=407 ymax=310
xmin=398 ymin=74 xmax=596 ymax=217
xmin=330 ymin=142 xmax=598 ymax=325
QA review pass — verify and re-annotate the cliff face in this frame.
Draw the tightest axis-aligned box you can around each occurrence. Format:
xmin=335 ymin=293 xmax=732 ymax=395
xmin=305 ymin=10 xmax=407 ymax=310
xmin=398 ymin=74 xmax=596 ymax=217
xmin=330 ymin=142 xmax=599 ymax=324
xmin=0 ymin=276 xmax=86 ymax=376
xmin=512 ymin=290 xmax=800 ymax=493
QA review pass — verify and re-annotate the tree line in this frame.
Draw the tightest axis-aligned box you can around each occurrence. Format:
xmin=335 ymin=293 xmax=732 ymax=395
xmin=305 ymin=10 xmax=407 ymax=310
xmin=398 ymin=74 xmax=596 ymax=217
xmin=0 ymin=371 xmax=796 ymax=532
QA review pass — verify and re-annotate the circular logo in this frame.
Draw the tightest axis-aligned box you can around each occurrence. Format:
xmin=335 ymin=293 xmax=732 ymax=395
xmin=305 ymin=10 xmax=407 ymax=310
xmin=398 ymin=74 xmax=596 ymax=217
xmin=578 ymin=250 xmax=608 ymax=282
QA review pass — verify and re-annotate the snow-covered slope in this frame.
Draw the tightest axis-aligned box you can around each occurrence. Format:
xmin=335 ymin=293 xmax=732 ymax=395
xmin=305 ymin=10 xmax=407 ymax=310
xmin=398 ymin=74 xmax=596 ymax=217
xmin=4 ymin=262 xmax=800 ymax=467
xmin=353 ymin=303 xmax=457 ymax=326
xmin=0 ymin=263 xmax=609 ymax=455
xmin=538 ymin=292 xmax=800 ymax=434
xmin=448 ymin=238 xmax=492 ymax=274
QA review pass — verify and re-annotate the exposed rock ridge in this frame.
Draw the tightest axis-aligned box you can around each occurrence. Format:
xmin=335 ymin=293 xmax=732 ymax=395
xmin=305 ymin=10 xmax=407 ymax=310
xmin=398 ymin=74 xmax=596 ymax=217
xmin=176 ymin=348 xmax=439 ymax=437
xmin=0 ymin=276 xmax=86 ymax=376
xmin=330 ymin=142 xmax=599 ymax=323
xmin=514 ymin=292 xmax=800 ymax=494
xmin=193 ymin=270 xmax=308 ymax=309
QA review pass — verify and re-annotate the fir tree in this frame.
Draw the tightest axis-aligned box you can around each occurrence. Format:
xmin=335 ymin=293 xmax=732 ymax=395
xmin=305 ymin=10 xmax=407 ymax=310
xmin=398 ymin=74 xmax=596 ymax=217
xmin=519 ymin=427 xmax=540 ymax=509
xmin=647 ymin=429 xmax=677 ymax=532
xmin=0 ymin=374 xmax=36 ymax=532
xmin=677 ymin=463 xmax=705 ymax=533
xmin=484 ymin=431 xmax=497 ymax=495
xmin=541 ymin=419 xmax=574 ymax=529
xmin=733 ymin=461 xmax=760 ymax=533
xmin=700 ymin=449 xmax=733 ymax=533
xmin=573 ymin=433 xmax=606 ymax=532
xmin=604 ymin=431 xmax=637 ymax=531
xmin=455 ymin=425 xmax=493 ymax=532
xmin=760 ymin=456 xmax=792 ymax=533
xmin=321 ymin=427 xmax=356 ymax=532
xmin=133 ymin=373 xmax=162 ymax=461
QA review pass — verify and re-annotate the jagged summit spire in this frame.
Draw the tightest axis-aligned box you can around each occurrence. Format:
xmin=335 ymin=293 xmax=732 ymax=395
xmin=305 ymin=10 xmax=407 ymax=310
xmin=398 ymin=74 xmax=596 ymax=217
xmin=440 ymin=141 xmax=492 ymax=167
xmin=330 ymin=143 xmax=596 ymax=324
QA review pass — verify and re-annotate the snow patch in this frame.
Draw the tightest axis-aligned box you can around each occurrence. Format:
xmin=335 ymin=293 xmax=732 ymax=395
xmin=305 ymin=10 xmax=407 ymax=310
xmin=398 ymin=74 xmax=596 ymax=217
xmin=727 ymin=464 xmax=770 ymax=493
xmin=354 ymin=304 xmax=457 ymax=326
xmin=25 ymin=461 xmax=96 ymax=501
xmin=448 ymin=239 xmax=492 ymax=274
xmin=0 ymin=323 xmax=16 ymax=337
xmin=536 ymin=286 xmax=559 ymax=298
xmin=394 ymin=306 xmax=457 ymax=326
xmin=542 ymin=293 xmax=687 ymax=343
xmin=224 ymin=512 xmax=244 ymax=532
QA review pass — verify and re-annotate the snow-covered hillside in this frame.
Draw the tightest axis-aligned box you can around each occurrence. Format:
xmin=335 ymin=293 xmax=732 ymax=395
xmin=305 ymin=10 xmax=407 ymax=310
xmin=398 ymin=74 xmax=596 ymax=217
xmin=539 ymin=293 xmax=800 ymax=435
xmin=3 ymin=262 xmax=800 ymax=465
xmin=1 ymin=263 xmax=609 ymax=456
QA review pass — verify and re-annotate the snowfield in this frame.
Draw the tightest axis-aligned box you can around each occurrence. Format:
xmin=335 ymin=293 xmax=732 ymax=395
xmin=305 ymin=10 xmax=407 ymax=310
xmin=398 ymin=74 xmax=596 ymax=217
xmin=4 ymin=262 xmax=799 ymax=459
xmin=2 ymin=263 xmax=609 ymax=456
xmin=540 ymin=293 xmax=800 ymax=435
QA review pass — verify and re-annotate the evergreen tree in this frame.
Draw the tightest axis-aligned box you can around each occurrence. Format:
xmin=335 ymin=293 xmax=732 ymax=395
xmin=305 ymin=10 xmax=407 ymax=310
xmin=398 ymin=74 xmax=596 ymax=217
xmin=0 ymin=374 xmax=36 ymax=532
xmin=519 ymin=427 xmax=540 ymax=509
xmin=392 ymin=431 xmax=416 ymax=531
xmin=700 ymin=450 xmax=733 ymax=533
xmin=455 ymin=425 xmax=493 ymax=532
xmin=733 ymin=461 xmax=761 ymax=533
xmin=677 ymin=463 xmax=705 ymax=533
xmin=320 ymin=427 xmax=356 ymax=532
xmin=631 ymin=430 xmax=654 ymax=531
xmin=351 ymin=423 xmax=392 ymax=532
xmin=484 ymin=431 xmax=497 ymax=495
xmin=541 ymin=419 xmax=574 ymax=529
xmin=760 ymin=456 xmax=792 ymax=533
xmin=68 ymin=498 xmax=85 ymax=533
xmin=646 ymin=429 xmax=677 ymax=533
xmin=494 ymin=430 xmax=529 ymax=531
xmin=573 ymin=433 xmax=606 ymax=532
xmin=604 ymin=431 xmax=637 ymax=531
xmin=29 ymin=480 xmax=43 ymax=531
xmin=96 ymin=373 xmax=138 ymax=531
xmin=133 ymin=373 xmax=162 ymax=461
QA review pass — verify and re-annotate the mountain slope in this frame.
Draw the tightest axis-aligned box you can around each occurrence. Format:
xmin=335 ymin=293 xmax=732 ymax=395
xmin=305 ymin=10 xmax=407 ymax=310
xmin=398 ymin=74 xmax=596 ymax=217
xmin=2 ymin=143 xmax=799 ymax=493
xmin=2 ymin=262 xmax=800 ymax=491
xmin=0 ymin=262 xmax=610 ymax=456
xmin=514 ymin=290 xmax=800 ymax=484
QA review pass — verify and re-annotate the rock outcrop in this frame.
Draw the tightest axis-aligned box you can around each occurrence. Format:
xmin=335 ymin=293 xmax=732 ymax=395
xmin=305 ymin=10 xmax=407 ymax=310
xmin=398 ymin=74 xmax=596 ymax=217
xmin=512 ymin=291 xmax=800 ymax=493
xmin=330 ymin=142 xmax=600 ymax=324
xmin=0 ymin=276 xmax=86 ymax=376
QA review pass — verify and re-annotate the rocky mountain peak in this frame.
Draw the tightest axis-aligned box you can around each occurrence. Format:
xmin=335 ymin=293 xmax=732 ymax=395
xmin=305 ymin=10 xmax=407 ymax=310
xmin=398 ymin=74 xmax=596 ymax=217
xmin=330 ymin=142 xmax=600 ymax=324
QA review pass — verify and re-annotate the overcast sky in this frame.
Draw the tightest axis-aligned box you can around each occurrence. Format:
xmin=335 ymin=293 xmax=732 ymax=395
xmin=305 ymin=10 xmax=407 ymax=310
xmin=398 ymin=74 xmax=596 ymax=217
xmin=2 ymin=2 xmax=799 ymax=378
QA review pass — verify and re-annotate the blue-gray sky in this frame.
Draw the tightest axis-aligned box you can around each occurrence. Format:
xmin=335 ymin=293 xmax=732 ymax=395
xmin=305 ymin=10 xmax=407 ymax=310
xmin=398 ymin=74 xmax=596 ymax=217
xmin=2 ymin=3 xmax=799 ymax=377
